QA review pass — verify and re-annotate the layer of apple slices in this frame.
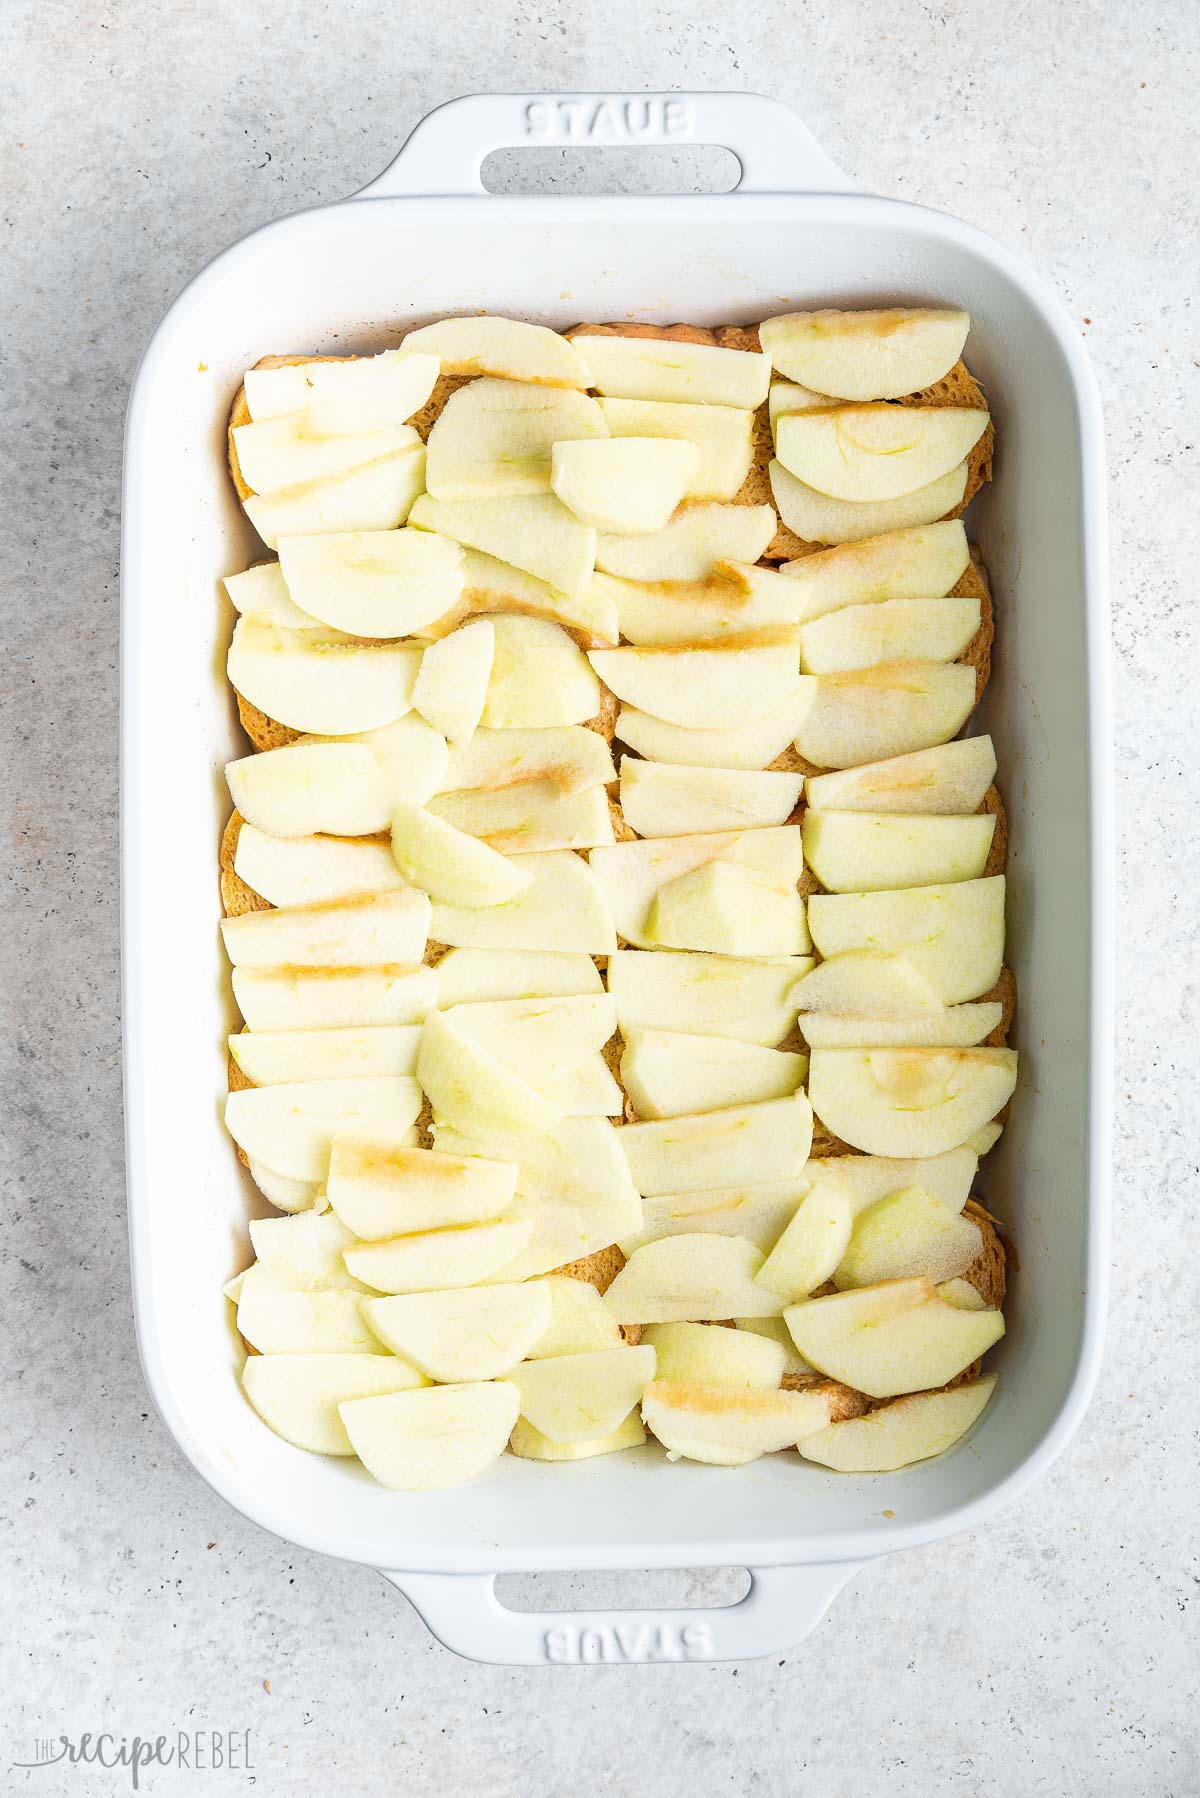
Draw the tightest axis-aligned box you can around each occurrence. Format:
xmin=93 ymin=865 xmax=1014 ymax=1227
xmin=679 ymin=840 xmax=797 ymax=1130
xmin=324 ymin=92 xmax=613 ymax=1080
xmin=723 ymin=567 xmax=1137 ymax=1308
xmin=808 ymin=1046 xmax=1018 ymax=1157
xmin=245 ymin=444 xmax=427 ymax=549
xmin=588 ymin=827 xmax=806 ymax=953
xmin=759 ymin=308 xmax=970 ymax=401
xmin=784 ymin=1277 xmax=1004 ymax=1400
xmin=224 ymin=1075 xmax=422 ymax=1182
xmin=425 ymin=377 xmax=608 ymax=499
xmin=607 ymin=948 xmax=811 ymax=1046
xmin=806 ymin=877 xmax=1006 ymax=1004
xmin=599 ymin=397 xmax=755 ymax=500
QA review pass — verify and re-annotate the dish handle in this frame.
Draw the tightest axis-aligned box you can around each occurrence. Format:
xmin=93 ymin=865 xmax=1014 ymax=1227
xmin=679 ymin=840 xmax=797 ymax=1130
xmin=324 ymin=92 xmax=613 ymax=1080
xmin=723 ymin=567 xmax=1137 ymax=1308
xmin=380 ymin=1561 xmax=865 ymax=1665
xmin=356 ymin=92 xmax=860 ymax=200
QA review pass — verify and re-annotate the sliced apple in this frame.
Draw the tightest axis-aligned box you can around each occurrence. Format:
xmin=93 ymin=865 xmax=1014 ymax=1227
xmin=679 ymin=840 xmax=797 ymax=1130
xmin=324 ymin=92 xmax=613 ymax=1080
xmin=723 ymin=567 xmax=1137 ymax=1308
xmin=233 ymin=963 xmax=436 ymax=1032
xmin=390 ymin=801 xmax=530 ymax=907
xmin=792 ymin=949 xmax=943 ymax=1017
xmin=799 ymin=1002 xmax=1003 ymax=1049
xmin=642 ymin=1380 xmax=832 ymax=1465
xmin=770 ymin=458 xmax=968 ymax=548
xmin=236 ymin=1266 xmax=383 ymax=1355
xmin=242 ymin=1352 xmax=428 ymax=1455
xmin=525 ymin=1275 xmax=624 ymax=1358
xmin=648 ymin=861 xmax=808 ymax=959
xmin=443 ymin=725 xmax=614 ymax=799
xmin=339 ymin=1380 xmax=521 ymax=1489
xmin=243 ymin=349 xmax=441 ymax=426
xmin=733 ymin=1315 xmax=815 ymax=1378
xmin=779 ymin=520 xmax=971 ymax=619
xmin=406 ymin=617 xmax=494 ymax=747
xmin=573 ymin=333 xmax=769 ymax=408
xmin=452 ymin=548 xmax=620 ymax=644
xmin=607 ymin=948 xmax=811 ymax=1046
xmin=595 ymin=502 xmax=777 ymax=582
xmin=235 ymin=418 xmax=420 ymax=496
xmin=616 ymin=689 xmax=812 ymax=771
xmin=807 ymin=877 xmax=1006 ymax=1004
xmin=225 ymin=743 xmax=392 ymax=839
xmin=229 ymin=1024 xmax=420 ymax=1086
xmin=769 ymin=380 xmax=829 ymax=427
xmin=806 ymin=737 xmax=996 ymax=814
xmin=589 ymin=826 xmax=804 ymax=950
xmin=410 ymin=492 xmax=595 ymax=597
xmin=429 ymin=780 xmax=613 ymax=854
xmin=402 ymin=316 xmax=592 ymax=388
xmin=784 ymin=1276 xmax=1004 ymax=1399
xmin=618 ymin=1092 xmax=813 ymax=1197
xmin=509 ymin=1410 xmax=645 ymax=1460
xmin=447 ymin=994 xmax=616 ymax=1086
xmin=803 ymin=811 xmax=995 ymax=893
xmin=225 ymin=561 xmax=318 ymax=629
xmin=418 ymin=1009 xmax=561 ymax=1137
xmin=511 ymin=1345 xmax=657 ymax=1442
xmin=342 ymin=1218 xmax=534 ymax=1294
xmin=487 ymin=1052 xmax=616 ymax=1121
xmin=938 ymin=1277 xmax=989 ymax=1310
xmin=798 ymin=595 xmax=981 ymax=673
xmin=227 ymin=616 xmax=422 ymax=735
xmin=221 ymin=888 xmax=431 ymax=969
xmin=246 ymin=1210 xmax=362 ymax=1287
xmin=225 ymin=1075 xmax=422 ymax=1182
xmin=429 ymin=848 xmax=616 ymax=954
xmin=434 ymin=947 xmax=603 ymax=1007
xmin=794 ymin=661 xmax=976 ymax=769
xmin=326 ymin=1138 xmax=517 ymax=1238
xmin=756 ymin=1173 xmax=855 ymax=1300
xmin=834 ymin=1186 xmax=983 ymax=1289
xmin=360 ymin=1282 xmax=552 ymax=1382
xmin=643 ymin=1321 xmax=786 ymax=1390
xmin=599 ymin=396 xmax=754 ymax=499
xmin=808 ymin=1047 xmax=1018 ymax=1157
xmin=589 ymin=629 xmax=802 ymax=730
xmin=596 ymin=566 xmax=802 ymax=647
xmin=759 ymin=308 xmax=970 ymax=402
xmin=245 ymin=445 xmax=426 ymax=550
xmin=231 ymin=817 xmax=404 ymax=906
xmin=551 ymin=437 xmax=700 ymax=534
xmin=425 ymin=377 xmax=608 ymax=499
xmin=777 ymin=405 xmax=987 ymax=503
xmin=481 ymin=615 xmax=602 ymax=728
xmin=809 ymin=1146 xmax=979 ymax=1216
xmin=619 ymin=761 xmax=803 ymax=837
xmin=799 ymin=1375 xmax=997 ymax=1473
xmin=618 ymin=1181 xmax=810 ymax=1256
xmin=298 ymin=714 xmax=449 ymax=811
xmin=965 ymin=1120 xmax=1004 ymax=1155
xmin=247 ymin=1161 xmax=325 ymax=1212
xmin=621 ymin=1030 xmax=806 ymax=1119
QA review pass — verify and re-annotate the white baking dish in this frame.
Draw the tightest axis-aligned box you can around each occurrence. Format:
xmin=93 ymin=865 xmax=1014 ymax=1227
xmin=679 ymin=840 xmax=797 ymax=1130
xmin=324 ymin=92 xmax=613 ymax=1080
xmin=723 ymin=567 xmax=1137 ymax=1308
xmin=121 ymin=91 xmax=1112 ymax=1665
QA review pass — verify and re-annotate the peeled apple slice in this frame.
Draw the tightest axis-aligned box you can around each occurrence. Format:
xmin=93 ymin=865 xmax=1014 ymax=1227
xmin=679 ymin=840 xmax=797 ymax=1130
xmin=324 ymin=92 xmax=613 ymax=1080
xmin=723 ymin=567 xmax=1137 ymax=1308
xmin=607 ymin=948 xmax=810 ymax=1048
xmin=573 ymin=333 xmax=770 ymax=408
xmin=342 ymin=1219 xmax=535 ymax=1295
xmin=619 ymin=761 xmax=804 ymax=837
xmin=799 ymin=1375 xmax=997 ymax=1472
xmin=806 ymin=877 xmax=1006 ymax=1005
xmin=509 ymin=1411 xmax=645 ymax=1460
xmin=234 ymin=419 xmax=420 ymax=497
xmin=641 ymin=1380 xmax=833 ymax=1466
xmin=833 ymin=1186 xmax=984 ymax=1289
xmin=596 ymin=564 xmax=803 ymax=646
xmin=599 ymin=396 xmax=754 ymax=500
xmin=779 ymin=520 xmax=970 ymax=618
xmin=220 ymin=887 xmax=431 ymax=969
xmin=417 ymin=1009 xmax=562 ymax=1137
xmin=229 ymin=1024 xmax=420 ymax=1086
xmin=224 ymin=1075 xmax=422 ymax=1182
xmin=236 ymin=1267 xmax=382 ymax=1355
xmin=805 ymin=737 xmax=996 ymax=815
xmin=770 ymin=458 xmax=968 ymax=549
xmin=603 ymin=1234 xmax=785 ymax=1324
xmin=595 ymin=502 xmax=777 ymax=583
xmin=482 ymin=616 xmax=602 ymax=728
xmin=510 ymin=1346 xmax=657 ymax=1442
xmin=411 ymin=619 xmax=494 ymax=746
xmin=225 ymin=561 xmax=319 ymax=630
xmin=401 ymin=316 xmax=593 ymax=388
xmin=551 ymin=437 xmax=701 ymax=533
xmin=802 ymin=810 xmax=996 ymax=892
xmin=525 ymin=1276 xmax=625 ymax=1359
xmin=390 ymin=800 xmax=531 ymax=907
xmin=810 ymin=1146 xmax=979 ymax=1216
xmin=227 ymin=616 xmax=422 ymax=735
xmin=618 ymin=1181 xmax=811 ymax=1257
xmin=326 ymin=1139 xmax=518 ymax=1239
xmin=242 ymin=1353 xmax=428 ymax=1456
xmin=246 ymin=1210 xmax=362 ymax=1289
xmin=428 ymin=780 xmax=614 ymax=855
xmin=339 ymin=1381 xmax=521 ymax=1489
xmin=755 ymin=1174 xmax=855 ymax=1300
xmin=784 ymin=1277 xmax=1004 ymax=1399
xmin=232 ymin=963 xmax=436 ymax=1032
xmin=797 ymin=594 xmax=981 ymax=673
xmin=447 ymin=994 xmax=617 ymax=1087
xmin=798 ymin=1001 xmax=1003 ymax=1050
xmin=620 ymin=1030 xmax=807 ymax=1119
xmin=410 ymin=492 xmax=596 ymax=598
xmin=807 ymin=1047 xmax=1018 ymax=1157
xmin=616 ymin=690 xmax=812 ymax=771
xmin=276 ymin=528 xmax=464 ymax=638
xmin=792 ymin=661 xmax=977 ymax=770
xmin=643 ymin=1321 xmax=786 ymax=1390
xmin=243 ymin=349 xmax=441 ymax=426
xmin=433 ymin=947 xmax=603 ymax=1007
xmin=589 ymin=629 xmax=803 ymax=730
xmin=775 ymin=406 xmax=988 ymax=503
xmin=225 ymin=742 xmax=392 ymax=838
xmin=245 ymin=445 xmax=427 ymax=549
xmin=758 ymin=308 xmax=970 ymax=402
xmin=429 ymin=849 xmax=617 ymax=954
xmin=360 ymin=1282 xmax=553 ymax=1382
xmin=425 ymin=377 xmax=608 ymax=500
xmin=792 ymin=950 xmax=944 ymax=1017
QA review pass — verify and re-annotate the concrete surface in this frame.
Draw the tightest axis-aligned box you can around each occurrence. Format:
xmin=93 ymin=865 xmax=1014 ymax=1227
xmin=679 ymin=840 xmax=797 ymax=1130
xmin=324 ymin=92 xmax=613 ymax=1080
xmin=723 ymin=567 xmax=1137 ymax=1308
xmin=2 ymin=1 xmax=1197 ymax=1792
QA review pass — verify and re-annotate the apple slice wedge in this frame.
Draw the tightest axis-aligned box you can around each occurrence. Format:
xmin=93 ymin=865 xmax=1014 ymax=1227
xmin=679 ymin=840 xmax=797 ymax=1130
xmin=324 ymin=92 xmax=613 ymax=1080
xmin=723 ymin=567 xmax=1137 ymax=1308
xmin=221 ymin=887 xmax=431 ymax=969
xmin=799 ymin=1375 xmax=997 ymax=1472
xmin=833 ymin=1186 xmax=984 ymax=1289
xmin=443 ymin=725 xmax=615 ymax=797
xmin=451 ymin=548 xmax=620 ymax=644
xmin=769 ymin=380 xmax=829 ymax=427
xmin=733 ymin=1316 xmax=815 ymax=1378
xmin=807 ymin=877 xmax=1006 ymax=1004
xmin=225 ymin=561 xmax=319 ymax=630
xmin=808 ymin=1047 xmax=1018 ymax=1157
xmin=793 ymin=661 xmax=977 ymax=769
xmin=446 ymin=994 xmax=617 ymax=1086
xmin=595 ymin=502 xmax=777 ymax=582
xmin=784 ymin=1277 xmax=1004 ymax=1399
xmin=797 ymin=594 xmax=981 ymax=672
xmin=618 ymin=1181 xmax=810 ymax=1256
xmin=641 ymin=1380 xmax=832 ymax=1466
xmin=648 ymin=859 xmax=809 ymax=957
xmin=238 ymin=418 xmax=420 ymax=489
xmin=511 ymin=1346 xmax=657 ymax=1442
xmin=410 ymin=492 xmax=595 ymax=597
xmin=603 ymin=1233 xmax=782 ymax=1324
xmin=607 ymin=948 xmax=811 ymax=1047
xmin=242 ymin=1353 xmax=429 ymax=1455
xmin=805 ymin=737 xmax=996 ymax=815
xmin=509 ymin=1411 xmax=645 ymax=1460
xmin=551 ymin=438 xmax=701 ymax=533
xmin=224 ymin=1075 xmax=422 ymax=1182
xmin=589 ymin=628 xmax=803 ymax=730
xmin=245 ymin=444 xmax=426 ymax=549
xmin=792 ymin=949 xmax=943 ymax=1017
xmin=236 ymin=1267 xmax=383 ymax=1355
xmin=810 ymin=1147 xmax=979 ymax=1216
xmin=616 ymin=689 xmax=813 ymax=771
xmin=434 ymin=947 xmax=603 ymax=1007
xmin=430 ymin=848 xmax=616 ymax=954
xmin=326 ymin=1139 xmax=518 ymax=1239
xmin=428 ymin=780 xmax=614 ymax=854
xmin=481 ymin=615 xmax=602 ymax=728
xmin=620 ymin=1031 xmax=807 ymax=1119
xmin=425 ymin=377 xmax=608 ymax=499
xmin=643 ymin=1322 xmax=786 ymax=1390
xmin=778 ymin=520 xmax=971 ymax=618
xmin=339 ymin=1381 xmax=521 ymax=1490
xmin=390 ymin=801 xmax=531 ymax=907
xmin=233 ymin=964 xmax=437 ymax=1032
xmin=770 ymin=458 xmax=967 ymax=548
xmin=759 ymin=308 xmax=970 ymax=401
xmin=402 ymin=315 xmax=593 ymax=387
xmin=246 ymin=1211 xmax=362 ymax=1288
xmin=275 ymin=528 xmax=464 ymax=638
xmin=755 ymin=1173 xmax=855 ymax=1300
xmin=231 ymin=822 xmax=406 ymax=907
xmin=343 ymin=1218 xmax=535 ymax=1294
xmin=618 ymin=1092 xmax=814 ymax=1197
xmin=575 ymin=334 xmax=770 ymax=407
xmin=619 ymin=761 xmax=804 ymax=836
xmin=246 ymin=1163 xmax=324 ymax=1213
xmin=541 ymin=1058 xmax=624 ymax=1118
xmin=802 ymin=811 xmax=996 ymax=892
xmin=227 ymin=616 xmax=422 ymax=735
xmin=243 ymin=349 xmax=441 ymax=426
xmin=433 ymin=1145 xmax=641 ymax=1287
xmin=799 ymin=1001 xmax=1003 ymax=1049
xmin=600 ymin=397 xmax=754 ymax=499
xmin=525 ymin=1276 xmax=626 ymax=1358
xmin=226 ymin=743 xmax=393 ymax=838
xmin=360 ymin=1282 xmax=552 ymax=1382
xmin=595 ymin=565 xmax=802 ymax=646
xmin=229 ymin=1024 xmax=421 ymax=1086
xmin=309 ymin=714 xmax=448 ymax=810
xmin=411 ymin=619 xmax=494 ymax=746
xmin=776 ymin=406 xmax=988 ymax=503
xmin=418 ymin=1009 xmax=562 ymax=1137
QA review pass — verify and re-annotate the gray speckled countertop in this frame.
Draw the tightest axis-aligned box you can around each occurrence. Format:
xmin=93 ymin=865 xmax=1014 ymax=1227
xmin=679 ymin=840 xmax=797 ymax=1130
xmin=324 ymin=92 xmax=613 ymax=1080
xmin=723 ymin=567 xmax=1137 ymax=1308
xmin=2 ymin=3 xmax=1198 ymax=1792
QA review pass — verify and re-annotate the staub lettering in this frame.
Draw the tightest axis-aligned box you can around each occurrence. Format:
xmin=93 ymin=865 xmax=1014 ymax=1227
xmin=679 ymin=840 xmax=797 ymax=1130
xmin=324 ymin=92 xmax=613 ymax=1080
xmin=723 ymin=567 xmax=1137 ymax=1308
xmin=524 ymin=99 xmax=693 ymax=143
xmin=543 ymin=1622 xmax=713 ymax=1663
